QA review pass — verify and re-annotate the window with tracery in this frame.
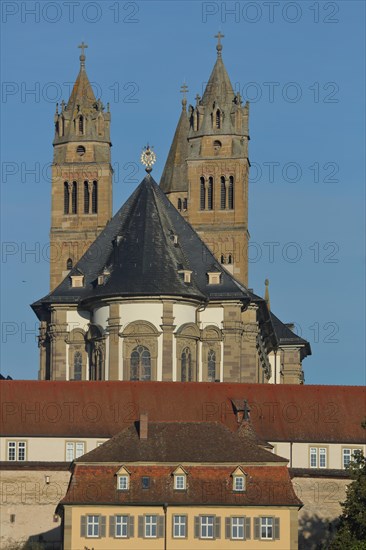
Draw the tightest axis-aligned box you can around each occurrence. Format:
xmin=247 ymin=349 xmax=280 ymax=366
xmin=181 ymin=347 xmax=192 ymax=382
xmin=130 ymin=346 xmax=151 ymax=381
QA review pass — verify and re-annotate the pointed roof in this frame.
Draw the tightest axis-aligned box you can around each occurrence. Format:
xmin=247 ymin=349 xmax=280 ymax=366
xmin=32 ymin=175 xmax=251 ymax=316
xmin=160 ymin=105 xmax=189 ymax=193
xmin=201 ymin=54 xmax=235 ymax=107
xmin=66 ymin=63 xmax=97 ymax=111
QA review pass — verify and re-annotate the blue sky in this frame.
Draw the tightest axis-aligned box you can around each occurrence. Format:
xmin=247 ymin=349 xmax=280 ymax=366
xmin=1 ymin=1 xmax=365 ymax=384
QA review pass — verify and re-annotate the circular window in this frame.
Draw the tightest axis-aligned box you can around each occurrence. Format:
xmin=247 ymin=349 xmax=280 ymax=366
xmin=76 ymin=145 xmax=86 ymax=156
xmin=213 ymin=140 xmax=222 ymax=151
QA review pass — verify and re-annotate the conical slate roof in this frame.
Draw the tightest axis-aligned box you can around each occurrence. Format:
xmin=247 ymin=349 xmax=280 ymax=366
xmin=66 ymin=64 xmax=97 ymax=112
xmin=160 ymin=106 xmax=189 ymax=193
xmin=201 ymin=55 xmax=235 ymax=107
xmin=32 ymin=175 xmax=251 ymax=316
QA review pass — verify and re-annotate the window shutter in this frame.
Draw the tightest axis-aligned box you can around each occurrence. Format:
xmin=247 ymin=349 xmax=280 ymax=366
xmin=194 ymin=516 xmax=200 ymax=538
xmin=245 ymin=517 xmax=251 ymax=539
xmin=138 ymin=516 xmax=144 ymax=538
xmin=109 ymin=515 xmax=115 ymax=538
xmin=158 ymin=516 xmax=165 ymax=538
xmin=225 ymin=517 xmax=230 ymax=539
xmin=100 ymin=515 xmax=106 ymax=537
xmin=254 ymin=517 xmax=260 ymax=539
xmin=129 ymin=516 xmax=135 ymax=538
xmin=215 ymin=516 xmax=221 ymax=539
xmin=80 ymin=515 xmax=86 ymax=537
xmin=274 ymin=517 xmax=280 ymax=539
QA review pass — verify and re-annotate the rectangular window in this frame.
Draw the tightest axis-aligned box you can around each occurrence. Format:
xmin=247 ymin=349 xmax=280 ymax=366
xmin=319 ymin=448 xmax=327 ymax=468
xmin=118 ymin=475 xmax=129 ymax=490
xmin=234 ymin=476 xmax=245 ymax=491
xmin=66 ymin=441 xmax=85 ymax=461
xmin=343 ymin=448 xmax=352 ymax=468
xmin=200 ymin=516 xmax=214 ymax=539
xmin=115 ymin=515 xmax=128 ymax=538
xmin=142 ymin=476 xmax=150 ymax=489
xmin=174 ymin=475 xmax=186 ymax=490
xmin=173 ymin=515 xmax=186 ymax=538
xmin=231 ymin=517 xmax=244 ymax=540
xmin=145 ymin=515 xmax=157 ymax=538
xmin=310 ymin=447 xmax=317 ymax=468
xmin=260 ymin=517 xmax=273 ymax=540
xmin=7 ymin=441 xmax=26 ymax=461
xmin=87 ymin=515 xmax=99 ymax=538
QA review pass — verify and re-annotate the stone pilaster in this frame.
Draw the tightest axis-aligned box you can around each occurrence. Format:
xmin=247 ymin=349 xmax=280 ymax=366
xmin=282 ymin=347 xmax=303 ymax=384
xmin=222 ymin=302 xmax=244 ymax=382
xmin=38 ymin=320 xmax=48 ymax=380
xmin=48 ymin=307 xmax=68 ymax=380
xmin=107 ymin=303 xmax=121 ymax=380
xmin=241 ymin=304 xmax=259 ymax=382
xmin=160 ymin=301 xmax=176 ymax=381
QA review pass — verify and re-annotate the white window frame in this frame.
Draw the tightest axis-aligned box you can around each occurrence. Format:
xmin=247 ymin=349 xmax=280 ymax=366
xmin=260 ymin=516 xmax=273 ymax=540
xmin=200 ymin=515 xmax=214 ymax=539
xmin=118 ymin=475 xmax=129 ymax=490
xmin=342 ymin=448 xmax=362 ymax=469
xmin=115 ymin=515 xmax=128 ymax=538
xmin=173 ymin=515 xmax=186 ymax=538
xmin=174 ymin=474 xmax=186 ymax=490
xmin=145 ymin=515 xmax=157 ymax=538
xmin=310 ymin=447 xmax=327 ymax=469
xmin=7 ymin=441 xmax=26 ymax=461
xmin=87 ymin=515 xmax=99 ymax=538
xmin=233 ymin=475 xmax=245 ymax=491
xmin=231 ymin=516 xmax=245 ymax=540
xmin=66 ymin=441 xmax=85 ymax=461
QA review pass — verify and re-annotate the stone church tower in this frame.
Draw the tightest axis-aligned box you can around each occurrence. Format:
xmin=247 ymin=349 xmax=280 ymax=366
xmin=50 ymin=43 xmax=113 ymax=290
xmin=160 ymin=34 xmax=250 ymax=285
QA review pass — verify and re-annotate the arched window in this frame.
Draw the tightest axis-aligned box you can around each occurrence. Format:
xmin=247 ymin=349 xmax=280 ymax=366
xmin=181 ymin=347 xmax=192 ymax=382
xmin=78 ymin=115 xmax=84 ymax=135
xmin=216 ymin=110 xmax=221 ymax=129
xmin=73 ymin=351 xmax=82 ymax=380
xmin=72 ymin=182 xmax=77 ymax=214
xmin=220 ymin=177 xmax=226 ymax=209
xmin=208 ymin=349 xmax=216 ymax=382
xmin=177 ymin=198 xmax=182 ymax=211
xmin=92 ymin=181 xmax=98 ymax=213
xmin=220 ymin=254 xmax=225 ymax=264
xmin=228 ymin=254 xmax=233 ymax=264
xmin=207 ymin=177 xmax=213 ymax=210
xmin=66 ymin=258 xmax=73 ymax=270
xmin=228 ymin=176 xmax=234 ymax=209
xmin=64 ymin=182 xmax=70 ymax=214
xmin=130 ymin=346 xmax=151 ymax=381
xmin=200 ymin=177 xmax=206 ymax=210
xmin=84 ymin=181 xmax=90 ymax=214
xmin=183 ymin=198 xmax=188 ymax=210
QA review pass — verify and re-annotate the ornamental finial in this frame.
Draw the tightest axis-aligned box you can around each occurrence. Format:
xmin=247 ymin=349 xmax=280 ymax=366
xmin=140 ymin=145 xmax=156 ymax=174
xmin=180 ymin=83 xmax=189 ymax=109
xmin=214 ymin=31 xmax=224 ymax=57
xmin=78 ymin=41 xmax=88 ymax=68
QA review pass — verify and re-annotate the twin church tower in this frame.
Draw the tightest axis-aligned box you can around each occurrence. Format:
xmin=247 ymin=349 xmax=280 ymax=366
xmin=33 ymin=37 xmax=310 ymax=384
xmin=50 ymin=36 xmax=249 ymax=290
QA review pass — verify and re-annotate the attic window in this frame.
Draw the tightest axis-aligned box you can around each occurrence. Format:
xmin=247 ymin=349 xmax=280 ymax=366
xmin=207 ymin=272 xmax=221 ymax=285
xmin=71 ymin=274 xmax=84 ymax=288
xmin=118 ymin=475 xmax=129 ymax=491
xmin=174 ymin=474 xmax=186 ymax=490
xmin=232 ymin=467 xmax=247 ymax=492
xmin=77 ymin=145 xmax=86 ymax=156
xmin=178 ymin=270 xmax=192 ymax=283
xmin=142 ymin=476 xmax=150 ymax=489
xmin=98 ymin=275 xmax=104 ymax=286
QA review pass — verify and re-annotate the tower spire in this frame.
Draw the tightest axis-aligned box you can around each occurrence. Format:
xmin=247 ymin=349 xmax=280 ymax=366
xmin=215 ymin=31 xmax=224 ymax=57
xmin=78 ymin=41 xmax=88 ymax=69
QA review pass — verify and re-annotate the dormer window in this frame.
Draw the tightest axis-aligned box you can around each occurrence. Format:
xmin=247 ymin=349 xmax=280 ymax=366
xmin=232 ymin=467 xmax=247 ymax=492
xmin=173 ymin=466 xmax=187 ymax=490
xmin=178 ymin=270 xmax=192 ymax=283
xmin=116 ymin=466 xmax=131 ymax=490
xmin=207 ymin=272 xmax=221 ymax=285
xmin=118 ymin=475 xmax=129 ymax=490
xmin=71 ymin=274 xmax=84 ymax=288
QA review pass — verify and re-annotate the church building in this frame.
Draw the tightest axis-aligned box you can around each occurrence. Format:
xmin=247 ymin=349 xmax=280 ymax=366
xmin=32 ymin=38 xmax=310 ymax=384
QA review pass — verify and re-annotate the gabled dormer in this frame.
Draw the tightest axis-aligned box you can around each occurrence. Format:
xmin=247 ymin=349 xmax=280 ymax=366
xmin=231 ymin=466 xmax=247 ymax=492
xmin=116 ymin=465 xmax=131 ymax=490
xmin=172 ymin=465 xmax=188 ymax=490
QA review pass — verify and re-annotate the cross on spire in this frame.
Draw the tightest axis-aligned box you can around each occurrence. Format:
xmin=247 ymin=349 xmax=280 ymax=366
xmin=180 ymin=83 xmax=189 ymax=109
xmin=215 ymin=31 xmax=224 ymax=56
xmin=78 ymin=42 xmax=88 ymax=67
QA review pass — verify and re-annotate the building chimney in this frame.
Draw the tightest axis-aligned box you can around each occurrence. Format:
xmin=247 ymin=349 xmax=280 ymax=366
xmin=139 ymin=412 xmax=148 ymax=439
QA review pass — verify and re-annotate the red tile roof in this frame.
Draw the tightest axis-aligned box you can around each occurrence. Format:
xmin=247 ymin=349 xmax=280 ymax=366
xmin=60 ymin=464 xmax=302 ymax=508
xmin=1 ymin=381 xmax=365 ymax=443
